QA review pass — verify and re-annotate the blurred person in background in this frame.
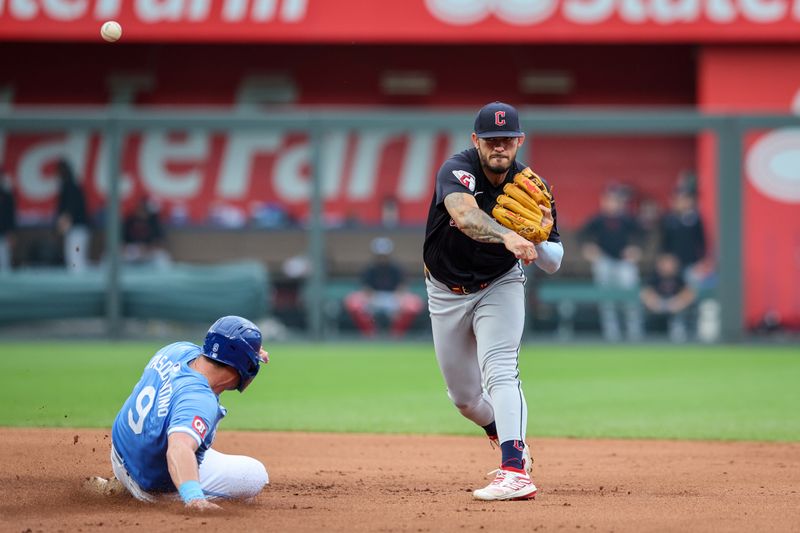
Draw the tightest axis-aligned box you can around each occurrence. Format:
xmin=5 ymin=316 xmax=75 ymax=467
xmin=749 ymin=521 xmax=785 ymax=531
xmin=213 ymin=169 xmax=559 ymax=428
xmin=640 ymin=253 xmax=696 ymax=342
xmin=579 ymin=184 xmax=644 ymax=341
xmin=276 ymin=253 xmax=313 ymax=332
xmin=85 ymin=316 xmax=270 ymax=511
xmin=344 ymin=236 xmax=423 ymax=337
xmin=659 ymin=186 xmax=708 ymax=287
xmin=55 ymin=158 xmax=90 ymax=272
xmin=0 ymin=166 xmax=16 ymax=273
xmin=380 ymin=195 xmax=400 ymax=227
xmin=636 ymin=197 xmax=662 ymax=233
xmin=123 ymin=196 xmax=171 ymax=268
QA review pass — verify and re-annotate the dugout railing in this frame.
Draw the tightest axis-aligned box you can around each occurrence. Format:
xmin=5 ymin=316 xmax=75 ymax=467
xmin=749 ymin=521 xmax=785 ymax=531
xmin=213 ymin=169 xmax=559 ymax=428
xmin=2 ymin=107 xmax=799 ymax=342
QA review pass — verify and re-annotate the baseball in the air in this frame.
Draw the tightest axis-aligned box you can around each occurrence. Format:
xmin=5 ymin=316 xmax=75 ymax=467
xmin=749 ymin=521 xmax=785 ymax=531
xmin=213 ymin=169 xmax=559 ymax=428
xmin=100 ymin=21 xmax=122 ymax=42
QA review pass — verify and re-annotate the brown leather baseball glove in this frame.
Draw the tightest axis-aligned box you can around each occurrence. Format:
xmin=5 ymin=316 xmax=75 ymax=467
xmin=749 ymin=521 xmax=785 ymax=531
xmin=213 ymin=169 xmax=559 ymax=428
xmin=492 ymin=167 xmax=553 ymax=244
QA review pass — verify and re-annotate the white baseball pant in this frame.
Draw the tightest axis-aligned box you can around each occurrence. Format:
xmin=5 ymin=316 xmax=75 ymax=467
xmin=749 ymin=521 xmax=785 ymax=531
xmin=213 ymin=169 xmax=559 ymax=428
xmin=111 ymin=444 xmax=268 ymax=502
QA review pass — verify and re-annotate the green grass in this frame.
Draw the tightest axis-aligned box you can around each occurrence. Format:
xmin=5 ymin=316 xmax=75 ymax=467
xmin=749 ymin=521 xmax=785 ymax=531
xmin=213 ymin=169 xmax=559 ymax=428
xmin=0 ymin=341 xmax=798 ymax=441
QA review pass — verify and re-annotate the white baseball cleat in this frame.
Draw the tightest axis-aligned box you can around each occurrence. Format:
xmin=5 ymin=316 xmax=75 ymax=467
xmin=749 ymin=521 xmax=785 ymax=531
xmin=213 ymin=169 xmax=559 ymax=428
xmin=473 ymin=469 xmax=537 ymax=501
xmin=83 ymin=476 xmax=127 ymax=497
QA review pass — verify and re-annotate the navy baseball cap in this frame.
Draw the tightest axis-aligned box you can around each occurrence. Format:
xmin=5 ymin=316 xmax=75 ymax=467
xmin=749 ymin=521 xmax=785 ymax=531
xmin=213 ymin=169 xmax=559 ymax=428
xmin=474 ymin=102 xmax=524 ymax=138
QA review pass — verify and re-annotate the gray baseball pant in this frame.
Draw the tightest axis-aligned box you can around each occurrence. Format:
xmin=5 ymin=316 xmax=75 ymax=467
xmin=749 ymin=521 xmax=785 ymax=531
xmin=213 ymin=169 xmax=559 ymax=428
xmin=425 ymin=263 xmax=527 ymax=444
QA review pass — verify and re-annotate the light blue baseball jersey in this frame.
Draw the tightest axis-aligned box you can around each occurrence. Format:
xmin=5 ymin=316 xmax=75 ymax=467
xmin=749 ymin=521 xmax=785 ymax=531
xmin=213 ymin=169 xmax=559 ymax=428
xmin=111 ymin=341 xmax=227 ymax=492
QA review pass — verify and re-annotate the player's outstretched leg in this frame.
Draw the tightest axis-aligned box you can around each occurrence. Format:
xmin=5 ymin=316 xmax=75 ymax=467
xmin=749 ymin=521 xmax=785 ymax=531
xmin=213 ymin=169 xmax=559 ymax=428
xmin=198 ymin=448 xmax=268 ymax=500
xmin=472 ymin=271 xmax=536 ymax=500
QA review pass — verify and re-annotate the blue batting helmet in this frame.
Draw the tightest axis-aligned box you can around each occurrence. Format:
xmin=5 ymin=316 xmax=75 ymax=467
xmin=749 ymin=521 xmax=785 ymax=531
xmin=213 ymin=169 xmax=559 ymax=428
xmin=203 ymin=316 xmax=263 ymax=392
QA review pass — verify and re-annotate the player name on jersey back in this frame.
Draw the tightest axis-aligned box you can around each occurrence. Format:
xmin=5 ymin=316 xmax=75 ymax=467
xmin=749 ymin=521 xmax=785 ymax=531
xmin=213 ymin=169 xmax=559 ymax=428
xmin=147 ymin=352 xmax=179 ymax=418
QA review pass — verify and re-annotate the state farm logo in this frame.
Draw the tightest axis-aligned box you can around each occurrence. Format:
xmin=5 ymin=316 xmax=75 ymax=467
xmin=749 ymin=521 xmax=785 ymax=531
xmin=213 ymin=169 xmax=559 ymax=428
xmin=426 ymin=0 xmax=557 ymax=25
xmin=745 ymin=89 xmax=800 ymax=204
xmin=425 ymin=0 xmax=800 ymax=26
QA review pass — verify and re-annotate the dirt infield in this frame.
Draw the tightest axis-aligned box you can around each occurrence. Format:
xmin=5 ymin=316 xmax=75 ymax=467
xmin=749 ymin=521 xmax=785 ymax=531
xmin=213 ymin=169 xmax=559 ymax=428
xmin=1 ymin=428 xmax=799 ymax=532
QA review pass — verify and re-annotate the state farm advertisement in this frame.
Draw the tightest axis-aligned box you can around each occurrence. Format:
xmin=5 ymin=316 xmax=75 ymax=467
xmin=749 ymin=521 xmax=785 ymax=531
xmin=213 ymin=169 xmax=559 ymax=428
xmin=699 ymin=46 xmax=800 ymax=328
xmin=2 ymin=0 xmax=800 ymax=42
xmin=1 ymin=128 xmax=471 ymax=227
xmin=1 ymin=125 xmax=691 ymax=229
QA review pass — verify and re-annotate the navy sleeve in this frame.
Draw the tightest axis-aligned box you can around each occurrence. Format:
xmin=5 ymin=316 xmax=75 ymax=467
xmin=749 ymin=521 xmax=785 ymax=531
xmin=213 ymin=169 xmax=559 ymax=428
xmin=435 ymin=160 xmax=477 ymax=205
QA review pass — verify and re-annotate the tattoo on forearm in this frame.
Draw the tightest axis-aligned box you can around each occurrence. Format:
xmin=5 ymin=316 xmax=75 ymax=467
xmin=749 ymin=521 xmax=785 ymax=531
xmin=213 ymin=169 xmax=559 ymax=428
xmin=445 ymin=193 xmax=510 ymax=243
xmin=460 ymin=209 xmax=511 ymax=243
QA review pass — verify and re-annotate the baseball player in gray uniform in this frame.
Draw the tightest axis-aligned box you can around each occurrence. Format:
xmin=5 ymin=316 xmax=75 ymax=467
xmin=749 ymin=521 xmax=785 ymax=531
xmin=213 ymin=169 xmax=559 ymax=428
xmin=423 ymin=102 xmax=563 ymax=501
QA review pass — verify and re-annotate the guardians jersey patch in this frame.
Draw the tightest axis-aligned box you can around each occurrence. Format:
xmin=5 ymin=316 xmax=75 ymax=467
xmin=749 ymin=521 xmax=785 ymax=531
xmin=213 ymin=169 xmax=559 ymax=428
xmin=452 ymin=170 xmax=476 ymax=192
